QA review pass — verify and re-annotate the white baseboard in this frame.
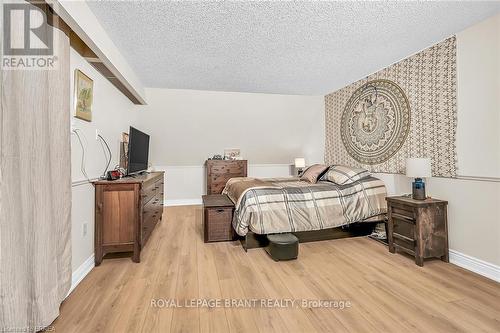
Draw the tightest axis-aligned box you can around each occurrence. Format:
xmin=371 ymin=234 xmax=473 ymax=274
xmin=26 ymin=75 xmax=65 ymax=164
xmin=165 ymin=199 xmax=202 ymax=206
xmin=449 ymin=249 xmax=500 ymax=283
xmin=67 ymin=254 xmax=95 ymax=297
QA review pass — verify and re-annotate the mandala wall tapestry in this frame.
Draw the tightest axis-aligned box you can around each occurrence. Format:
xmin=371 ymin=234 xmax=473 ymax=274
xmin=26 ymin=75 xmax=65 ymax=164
xmin=325 ymin=36 xmax=457 ymax=177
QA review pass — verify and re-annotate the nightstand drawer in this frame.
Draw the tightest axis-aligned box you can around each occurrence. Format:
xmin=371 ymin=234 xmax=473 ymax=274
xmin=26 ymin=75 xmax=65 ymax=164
xmin=393 ymin=232 xmax=415 ymax=251
xmin=393 ymin=216 xmax=415 ymax=238
xmin=391 ymin=206 xmax=415 ymax=221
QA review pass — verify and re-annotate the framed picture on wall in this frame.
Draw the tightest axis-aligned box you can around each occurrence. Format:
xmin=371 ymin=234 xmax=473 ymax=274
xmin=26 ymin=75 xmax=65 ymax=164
xmin=74 ymin=69 xmax=94 ymax=122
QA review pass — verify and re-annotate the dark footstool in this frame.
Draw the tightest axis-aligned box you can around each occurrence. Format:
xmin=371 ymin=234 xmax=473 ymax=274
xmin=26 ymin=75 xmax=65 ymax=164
xmin=265 ymin=233 xmax=299 ymax=261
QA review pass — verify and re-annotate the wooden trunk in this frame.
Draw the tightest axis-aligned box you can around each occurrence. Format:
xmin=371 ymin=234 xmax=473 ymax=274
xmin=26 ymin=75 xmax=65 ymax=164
xmin=202 ymin=194 xmax=236 ymax=242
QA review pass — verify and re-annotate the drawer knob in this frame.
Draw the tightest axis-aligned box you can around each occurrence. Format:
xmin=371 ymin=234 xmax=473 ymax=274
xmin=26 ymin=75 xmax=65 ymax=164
xmin=216 ymin=208 xmax=225 ymax=213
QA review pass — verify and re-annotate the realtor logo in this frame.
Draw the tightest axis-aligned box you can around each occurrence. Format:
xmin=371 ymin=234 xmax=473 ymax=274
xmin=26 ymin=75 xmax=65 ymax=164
xmin=2 ymin=2 xmax=57 ymax=69
xmin=3 ymin=3 xmax=53 ymax=55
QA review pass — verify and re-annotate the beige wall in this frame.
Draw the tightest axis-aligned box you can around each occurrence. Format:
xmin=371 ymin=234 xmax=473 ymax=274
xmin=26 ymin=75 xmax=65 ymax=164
xmin=456 ymin=14 xmax=500 ymax=178
xmin=134 ymin=88 xmax=324 ymax=166
xmin=444 ymin=14 xmax=500 ymax=266
xmin=387 ymin=14 xmax=500 ymax=267
xmin=70 ymin=47 xmax=137 ymax=274
xmin=133 ymin=88 xmax=325 ymax=202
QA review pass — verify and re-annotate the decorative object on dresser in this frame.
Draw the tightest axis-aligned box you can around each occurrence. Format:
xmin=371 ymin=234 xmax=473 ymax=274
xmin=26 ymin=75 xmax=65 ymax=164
xmin=386 ymin=196 xmax=448 ymax=267
xmin=94 ymin=171 xmax=164 ymax=265
xmin=224 ymin=148 xmax=241 ymax=160
xmin=406 ymin=157 xmax=432 ymax=200
xmin=294 ymin=157 xmax=306 ymax=176
xmin=202 ymin=194 xmax=235 ymax=242
xmin=206 ymin=159 xmax=247 ymax=194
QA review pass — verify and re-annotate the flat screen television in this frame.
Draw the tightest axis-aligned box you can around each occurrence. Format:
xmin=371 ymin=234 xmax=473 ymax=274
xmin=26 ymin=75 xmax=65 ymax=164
xmin=127 ymin=126 xmax=150 ymax=175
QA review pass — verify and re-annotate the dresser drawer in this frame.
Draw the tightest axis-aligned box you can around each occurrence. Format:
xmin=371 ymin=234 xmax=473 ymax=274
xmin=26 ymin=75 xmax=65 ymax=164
xmin=142 ymin=181 xmax=161 ymax=204
xmin=210 ymin=174 xmax=240 ymax=193
xmin=210 ymin=162 xmax=246 ymax=174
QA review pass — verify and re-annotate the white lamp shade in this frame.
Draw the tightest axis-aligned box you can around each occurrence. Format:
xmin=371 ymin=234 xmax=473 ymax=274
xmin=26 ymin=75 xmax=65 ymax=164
xmin=294 ymin=158 xmax=306 ymax=168
xmin=406 ymin=158 xmax=432 ymax=178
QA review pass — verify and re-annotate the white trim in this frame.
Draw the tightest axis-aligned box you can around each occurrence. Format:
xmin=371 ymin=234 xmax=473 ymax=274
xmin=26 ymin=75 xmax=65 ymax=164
xmin=449 ymin=249 xmax=500 ymax=283
xmin=155 ymin=163 xmax=292 ymax=169
xmin=455 ymin=175 xmax=500 ymax=183
xmin=249 ymin=163 xmax=292 ymax=168
xmin=67 ymin=254 xmax=95 ymax=297
xmin=165 ymin=199 xmax=202 ymax=207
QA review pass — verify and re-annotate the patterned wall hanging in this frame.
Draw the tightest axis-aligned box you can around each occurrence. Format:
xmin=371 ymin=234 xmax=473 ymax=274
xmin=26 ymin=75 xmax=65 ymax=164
xmin=325 ymin=36 xmax=457 ymax=178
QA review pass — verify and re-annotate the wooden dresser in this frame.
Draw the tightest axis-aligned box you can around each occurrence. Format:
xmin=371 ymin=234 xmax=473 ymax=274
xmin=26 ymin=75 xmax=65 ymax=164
xmin=386 ymin=196 xmax=448 ymax=267
xmin=206 ymin=159 xmax=247 ymax=194
xmin=94 ymin=172 xmax=164 ymax=265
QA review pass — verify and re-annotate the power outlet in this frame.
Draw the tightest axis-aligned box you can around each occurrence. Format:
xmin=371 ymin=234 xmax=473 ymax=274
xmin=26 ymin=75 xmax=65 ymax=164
xmin=95 ymin=129 xmax=100 ymax=140
xmin=82 ymin=222 xmax=88 ymax=237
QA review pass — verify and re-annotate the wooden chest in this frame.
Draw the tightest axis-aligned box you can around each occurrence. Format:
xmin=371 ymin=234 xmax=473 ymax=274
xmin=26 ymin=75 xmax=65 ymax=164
xmin=386 ymin=196 xmax=448 ymax=267
xmin=94 ymin=172 xmax=164 ymax=265
xmin=202 ymin=194 xmax=235 ymax=242
xmin=206 ymin=160 xmax=247 ymax=194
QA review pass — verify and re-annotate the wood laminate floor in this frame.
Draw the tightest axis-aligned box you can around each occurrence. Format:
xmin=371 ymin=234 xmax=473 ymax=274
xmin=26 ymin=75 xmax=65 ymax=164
xmin=53 ymin=206 xmax=500 ymax=332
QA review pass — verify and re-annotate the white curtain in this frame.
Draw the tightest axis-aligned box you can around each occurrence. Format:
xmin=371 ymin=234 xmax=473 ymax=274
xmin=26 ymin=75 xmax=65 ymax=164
xmin=0 ymin=2 xmax=72 ymax=331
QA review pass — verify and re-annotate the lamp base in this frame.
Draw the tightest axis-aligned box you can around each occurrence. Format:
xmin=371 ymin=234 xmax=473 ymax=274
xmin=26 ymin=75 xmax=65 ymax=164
xmin=412 ymin=178 xmax=426 ymax=200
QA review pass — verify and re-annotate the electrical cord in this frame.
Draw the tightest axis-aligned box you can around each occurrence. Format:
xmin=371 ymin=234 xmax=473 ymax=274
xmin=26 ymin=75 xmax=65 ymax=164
xmin=97 ymin=134 xmax=112 ymax=178
xmin=72 ymin=129 xmax=90 ymax=182
xmin=98 ymin=137 xmax=110 ymax=175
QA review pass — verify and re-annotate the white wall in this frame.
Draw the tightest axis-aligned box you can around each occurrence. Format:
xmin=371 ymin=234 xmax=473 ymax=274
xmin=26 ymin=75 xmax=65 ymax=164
xmin=156 ymin=164 xmax=294 ymax=206
xmin=135 ymin=88 xmax=324 ymax=165
xmin=133 ymin=88 xmax=324 ymax=202
xmin=70 ymin=47 xmax=137 ymax=275
xmin=53 ymin=0 xmax=146 ymax=103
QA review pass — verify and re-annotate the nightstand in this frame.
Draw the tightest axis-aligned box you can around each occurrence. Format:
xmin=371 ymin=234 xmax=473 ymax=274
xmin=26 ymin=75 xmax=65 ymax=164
xmin=386 ymin=196 xmax=449 ymax=267
xmin=202 ymin=194 xmax=236 ymax=242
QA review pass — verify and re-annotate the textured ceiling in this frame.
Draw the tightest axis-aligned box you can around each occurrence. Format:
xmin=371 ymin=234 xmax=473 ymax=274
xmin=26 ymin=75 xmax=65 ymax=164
xmin=87 ymin=1 xmax=500 ymax=95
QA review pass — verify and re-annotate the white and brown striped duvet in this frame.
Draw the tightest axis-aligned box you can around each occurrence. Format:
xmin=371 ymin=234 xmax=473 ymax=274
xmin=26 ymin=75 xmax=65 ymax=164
xmin=223 ymin=177 xmax=387 ymax=236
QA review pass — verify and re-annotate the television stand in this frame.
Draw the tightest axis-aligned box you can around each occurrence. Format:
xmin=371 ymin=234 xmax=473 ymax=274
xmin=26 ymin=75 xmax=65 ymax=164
xmin=93 ymin=171 xmax=164 ymax=264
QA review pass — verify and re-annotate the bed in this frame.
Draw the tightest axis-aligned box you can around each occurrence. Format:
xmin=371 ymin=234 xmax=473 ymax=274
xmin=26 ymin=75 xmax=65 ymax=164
xmin=222 ymin=169 xmax=387 ymax=250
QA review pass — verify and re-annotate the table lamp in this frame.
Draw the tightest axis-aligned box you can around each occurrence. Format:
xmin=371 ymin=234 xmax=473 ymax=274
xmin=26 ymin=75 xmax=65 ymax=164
xmin=406 ymin=158 xmax=431 ymax=200
xmin=294 ymin=158 xmax=306 ymax=176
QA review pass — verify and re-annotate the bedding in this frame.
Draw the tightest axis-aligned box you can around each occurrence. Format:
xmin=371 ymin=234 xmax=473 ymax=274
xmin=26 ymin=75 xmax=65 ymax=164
xmin=321 ymin=165 xmax=371 ymax=185
xmin=223 ymin=175 xmax=387 ymax=236
xmin=299 ymin=164 xmax=329 ymax=183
